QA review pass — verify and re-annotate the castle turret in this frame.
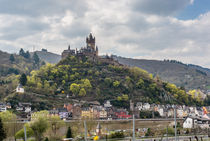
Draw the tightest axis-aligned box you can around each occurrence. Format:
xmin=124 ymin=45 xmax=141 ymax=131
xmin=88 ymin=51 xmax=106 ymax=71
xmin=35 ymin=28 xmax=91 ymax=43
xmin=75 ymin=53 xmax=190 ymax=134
xmin=86 ymin=33 xmax=95 ymax=50
xmin=96 ymin=46 xmax=98 ymax=56
xmin=61 ymin=45 xmax=75 ymax=59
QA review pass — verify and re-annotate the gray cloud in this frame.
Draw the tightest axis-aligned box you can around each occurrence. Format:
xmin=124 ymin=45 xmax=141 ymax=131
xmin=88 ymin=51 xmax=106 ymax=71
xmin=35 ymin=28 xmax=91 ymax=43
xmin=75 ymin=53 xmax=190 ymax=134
xmin=0 ymin=0 xmax=88 ymax=17
xmin=131 ymin=0 xmax=193 ymax=16
xmin=0 ymin=16 xmax=49 ymax=40
xmin=1 ymin=0 xmax=210 ymax=68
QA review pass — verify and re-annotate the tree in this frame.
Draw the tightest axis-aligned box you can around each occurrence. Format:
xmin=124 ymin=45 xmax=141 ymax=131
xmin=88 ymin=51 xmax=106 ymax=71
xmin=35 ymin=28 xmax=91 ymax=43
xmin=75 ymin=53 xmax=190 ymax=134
xmin=25 ymin=51 xmax=30 ymax=59
xmin=79 ymin=88 xmax=86 ymax=96
xmin=125 ymin=76 xmax=132 ymax=88
xmin=113 ymin=81 xmax=120 ymax=88
xmin=19 ymin=48 xmax=25 ymax=56
xmin=19 ymin=73 xmax=27 ymax=86
xmin=66 ymin=127 xmax=72 ymax=138
xmin=145 ymin=128 xmax=155 ymax=136
xmin=9 ymin=54 xmax=15 ymax=62
xmin=110 ymin=131 xmax=124 ymax=138
xmin=19 ymin=48 xmax=31 ymax=58
xmin=121 ymin=94 xmax=129 ymax=101
xmin=165 ymin=83 xmax=178 ymax=94
xmin=0 ymin=111 xmax=16 ymax=138
xmin=33 ymin=52 xmax=40 ymax=65
xmin=129 ymin=67 xmax=152 ymax=80
xmin=41 ymin=61 xmax=46 ymax=66
xmin=136 ymin=79 xmax=144 ymax=89
xmin=81 ymin=79 xmax=92 ymax=90
xmin=0 ymin=118 xmax=6 ymax=141
xmin=30 ymin=117 xmax=48 ymax=141
xmin=48 ymin=116 xmax=64 ymax=138
xmin=15 ymin=124 xmax=34 ymax=140
xmin=0 ymin=111 xmax=17 ymax=122
xmin=70 ymin=83 xmax=80 ymax=95
xmin=104 ymin=78 xmax=112 ymax=87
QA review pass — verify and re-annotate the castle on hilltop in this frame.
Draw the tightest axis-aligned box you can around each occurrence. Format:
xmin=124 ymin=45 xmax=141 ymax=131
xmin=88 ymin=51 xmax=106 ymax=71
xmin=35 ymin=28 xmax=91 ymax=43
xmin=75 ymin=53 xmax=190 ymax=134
xmin=62 ymin=33 xmax=98 ymax=59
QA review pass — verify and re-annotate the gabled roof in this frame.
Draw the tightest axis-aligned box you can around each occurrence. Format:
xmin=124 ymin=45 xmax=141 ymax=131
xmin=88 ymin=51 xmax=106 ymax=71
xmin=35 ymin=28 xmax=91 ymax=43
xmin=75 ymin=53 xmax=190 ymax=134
xmin=17 ymin=83 xmax=23 ymax=88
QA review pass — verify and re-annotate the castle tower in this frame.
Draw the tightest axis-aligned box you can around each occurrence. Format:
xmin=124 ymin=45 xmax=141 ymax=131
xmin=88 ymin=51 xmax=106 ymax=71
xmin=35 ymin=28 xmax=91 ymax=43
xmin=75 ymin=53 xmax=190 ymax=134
xmin=96 ymin=46 xmax=98 ymax=56
xmin=86 ymin=33 xmax=95 ymax=50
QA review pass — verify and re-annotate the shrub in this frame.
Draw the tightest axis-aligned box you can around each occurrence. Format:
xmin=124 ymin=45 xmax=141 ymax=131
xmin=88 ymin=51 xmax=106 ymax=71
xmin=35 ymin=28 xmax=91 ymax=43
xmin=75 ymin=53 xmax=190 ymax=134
xmin=110 ymin=131 xmax=124 ymax=139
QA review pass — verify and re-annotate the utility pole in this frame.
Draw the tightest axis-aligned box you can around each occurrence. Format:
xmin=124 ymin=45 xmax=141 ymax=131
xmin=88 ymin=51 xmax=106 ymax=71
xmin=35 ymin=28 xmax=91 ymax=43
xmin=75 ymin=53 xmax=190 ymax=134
xmin=165 ymin=111 xmax=168 ymax=141
xmin=133 ymin=114 xmax=135 ymax=141
xmin=174 ymin=105 xmax=177 ymax=141
xmin=84 ymin=120 xmax=87 ymax=141
xmin=166 ymin=126 xmax=168 ymax=141
xmin=24 ymin=126 xmax=27 ymax=141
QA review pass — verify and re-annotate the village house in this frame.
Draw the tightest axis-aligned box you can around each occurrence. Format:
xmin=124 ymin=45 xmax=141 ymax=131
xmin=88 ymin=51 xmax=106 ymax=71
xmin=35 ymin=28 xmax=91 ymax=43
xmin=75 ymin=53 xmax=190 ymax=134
xmin=104 ymin=100 xmax=112 ymax=108
xmin=16 ymin=103 xmax=32 ymax=113
xmin=58 ymin=108 xmax=72 ymax=120
xmin=72 ymin=104 xmax=81 ymax=119
xmin=64 ymin=103 xmax=73 ymax=112
xmin=6 ymin=103 xmax=11 ymax=109
xmin=167 ymin=108 xmax=174 ymax=118
xmin=115 ymin=108 xmax=131 ymax=119
xmin=189 ymin=107 xmax=200 ymax=116
xmin=136 ymin=102 xmax=143 ymax=111
xmin=157 ymin=105 xmax=165 ymax=117
xmin=16 ymin=84 xmax=24 ymax=93
xmin=0 ymin=103 xmax=7 ymax=112
xmin=31 ymin=111 xmax=49 ymax=121
xmin=81 ymin=107 xmax=93 ymax=119
xmin=142 ymin=103 xmax=151 ymax=111
xmin=81 ymin=106 xmax=100 ymax=119
xmin=183 ymin=116 xmax=210 ymax=129
xmin=99 ymin=108 xmax=107 ymax=119
xmin=177 ymin=106 xmax=184 ymax=118
xmin=106 ymin=107 xmax=116 ymax=120
xmin=49 ymin=109 xmax=59 ymax=116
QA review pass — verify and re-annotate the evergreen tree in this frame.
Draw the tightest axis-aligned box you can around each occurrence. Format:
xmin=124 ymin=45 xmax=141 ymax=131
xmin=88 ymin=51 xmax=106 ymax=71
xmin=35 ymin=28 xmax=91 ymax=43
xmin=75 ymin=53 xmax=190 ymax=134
xmin=25 ymin=51 xmax=30 ymax=59
xmin=19 ymin=48 xmax=25 ymax=57
xmin=9 ymin=54 xmax=15 ymax=62
xmin=33 ymin=52 xmax=40 ymax=65
xmin=19 ymin=48 xmax=31 ymax=59
xmin=0 ymin=118 xmax=6 ymax=141
xmin=66 ymin=127 xmax=72 ymax=138
xmin=19 ymin=73 xmax=27 ymax=86
xmin=41 ymin=61 xmax=46 ymax=66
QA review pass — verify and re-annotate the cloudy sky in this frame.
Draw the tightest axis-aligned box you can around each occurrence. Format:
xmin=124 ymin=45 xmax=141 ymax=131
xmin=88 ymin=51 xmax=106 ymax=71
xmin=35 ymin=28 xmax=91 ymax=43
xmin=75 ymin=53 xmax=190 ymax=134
xmin=0 ymin=0 xmax=210 ymax=67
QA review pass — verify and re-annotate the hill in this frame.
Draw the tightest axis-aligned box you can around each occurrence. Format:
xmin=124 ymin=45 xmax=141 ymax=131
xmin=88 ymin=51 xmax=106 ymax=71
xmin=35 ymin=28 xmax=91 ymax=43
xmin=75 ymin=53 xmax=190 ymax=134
xmin=0 ymin=49 xmax=48 ymax=100
xmin=113 ymin=56 xmax=210 ymax=91
xmin=0 ymin=50 xmax=34 ymax=77
xmin=33 ymin=51 xmax=210 ymax=91
xmin=31 ymin=50 xmax=61 ymax=64
xmin=5 ymin=55 xmax=201 ymax=110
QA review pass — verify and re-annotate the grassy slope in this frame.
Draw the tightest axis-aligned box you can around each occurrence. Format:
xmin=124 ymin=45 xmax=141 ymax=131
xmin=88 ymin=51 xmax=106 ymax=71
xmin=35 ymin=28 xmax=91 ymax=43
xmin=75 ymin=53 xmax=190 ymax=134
xmin=31 ymin=51 xmax=61 ymax=64
xmin=113 ymin=56 xmax=210 ymax=90
xmin=0 ymin=50 xmax=34 ymax=77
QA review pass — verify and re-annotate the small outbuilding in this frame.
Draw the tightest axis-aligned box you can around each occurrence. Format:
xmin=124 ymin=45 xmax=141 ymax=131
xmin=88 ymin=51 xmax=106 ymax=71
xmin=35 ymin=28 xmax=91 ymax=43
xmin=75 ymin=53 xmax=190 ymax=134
xmin=16 ymin=84 xmax=24 ymax=93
